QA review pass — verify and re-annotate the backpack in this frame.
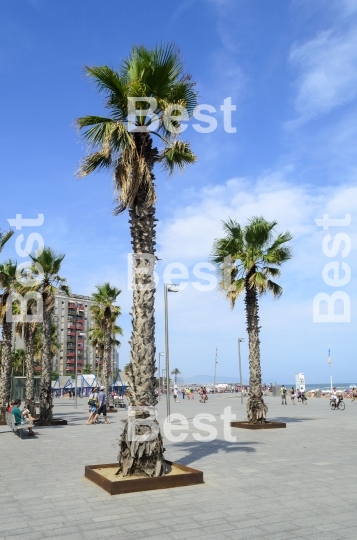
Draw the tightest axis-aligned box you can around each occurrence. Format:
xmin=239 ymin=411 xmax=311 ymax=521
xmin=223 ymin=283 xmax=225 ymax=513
xmin=282 ymin=387 xmax=286 ymax=395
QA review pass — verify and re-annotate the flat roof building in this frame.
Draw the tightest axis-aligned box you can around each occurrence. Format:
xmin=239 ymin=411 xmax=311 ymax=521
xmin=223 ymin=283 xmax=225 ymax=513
xmin=53 ymin=293 xmax=115 ymax=377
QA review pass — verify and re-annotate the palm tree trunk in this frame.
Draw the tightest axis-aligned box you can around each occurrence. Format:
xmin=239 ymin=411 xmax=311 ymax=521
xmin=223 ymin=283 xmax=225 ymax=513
xmin=102 ymin=321 xmax=111 ymax=397
xmin=244 ymin=275 xmax=268 ymax=424
xmin=39 ymin=303 xmax=53 ymax=422
xmin=25 ymin=324 xmax=36 ymax=415
xmin=118 ymin=136 xmax=165 ymax=478
xmin=0 ymin=321 xmax=12 ymax=421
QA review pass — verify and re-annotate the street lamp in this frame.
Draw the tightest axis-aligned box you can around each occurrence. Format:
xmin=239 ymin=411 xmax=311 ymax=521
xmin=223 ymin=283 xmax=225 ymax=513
xmin=213 ymin=348 xmax=218 ymax=395
xmin=164 ymin=283 xmax=179 ymax=422
xmin=238 ymin=338 xmax=244 ymax=405
xmin=158 ymin=352 xmax=164 ymax=401
xmin=74 ymin=330 xmax=85 ymax=409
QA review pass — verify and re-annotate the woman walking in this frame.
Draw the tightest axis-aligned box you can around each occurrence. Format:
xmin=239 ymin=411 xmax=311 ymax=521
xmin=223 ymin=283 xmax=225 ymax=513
xmin=290 ymin=387 xmax=296 ymax=405
xmin=87 ymin=388 xmax=99 ymax=424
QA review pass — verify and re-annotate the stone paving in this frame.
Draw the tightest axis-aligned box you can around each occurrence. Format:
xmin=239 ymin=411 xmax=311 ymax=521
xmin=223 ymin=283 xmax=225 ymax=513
xmin=0 ymin=394 xmax=357 ymax=540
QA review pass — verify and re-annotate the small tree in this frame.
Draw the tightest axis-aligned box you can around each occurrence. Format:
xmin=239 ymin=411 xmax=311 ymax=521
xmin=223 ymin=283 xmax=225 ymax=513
xmin=82 ymin=364 xmax=92 ymax=375
xmin=171 ymin=368 xmax=181 ymax=384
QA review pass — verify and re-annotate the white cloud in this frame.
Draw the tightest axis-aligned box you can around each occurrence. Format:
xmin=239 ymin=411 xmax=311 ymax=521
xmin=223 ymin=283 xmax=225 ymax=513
xmin=157 ymin=167 xmax=357 ymax=264
xmin=288 ymin=26 xmax=357 ymax=125
xmin=340 ymin=0 xmax=357 ymax=17
xmin=154 ymin=172 xmax=357 ymax=379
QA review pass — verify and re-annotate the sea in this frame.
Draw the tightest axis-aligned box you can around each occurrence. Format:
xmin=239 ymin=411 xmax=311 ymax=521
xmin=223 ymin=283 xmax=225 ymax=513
xmin=297 ymin=383 xmax=356 ymax=392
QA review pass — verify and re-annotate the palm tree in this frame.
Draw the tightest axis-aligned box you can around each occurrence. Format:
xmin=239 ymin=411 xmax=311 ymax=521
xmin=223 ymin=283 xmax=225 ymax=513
xmin=11 ymin=349 xmax=26 ymax=376
xmin=88 ymin=321 xmax=122 ymax=379
xmin=29 ymin=248 xmax=69 ymax=423
xmin=171 ymin=368 xmax=181 ymax=384
xmin=0 ymin=259 xmax=18 ymax=421
xmin=76 ymin=44 xmax=197 ymax=477
xmin=15 ymin=298 xmax=38 ymax=414
xmin=82 ymin=364 xmax=92 ymax=375
xmin=90 ymin=283 xmax=122 ymax=396
xmin=211 ymin=217 xmax=292 ymax=424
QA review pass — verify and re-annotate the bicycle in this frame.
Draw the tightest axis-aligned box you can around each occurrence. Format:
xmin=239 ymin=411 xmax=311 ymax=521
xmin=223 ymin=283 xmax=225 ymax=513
xmin=330 ymin=397 xmax=345 ymax=410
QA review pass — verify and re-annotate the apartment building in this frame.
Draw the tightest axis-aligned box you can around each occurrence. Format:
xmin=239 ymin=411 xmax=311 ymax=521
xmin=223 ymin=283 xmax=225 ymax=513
xmin=53 ymin=293 xmax=116 ymax=377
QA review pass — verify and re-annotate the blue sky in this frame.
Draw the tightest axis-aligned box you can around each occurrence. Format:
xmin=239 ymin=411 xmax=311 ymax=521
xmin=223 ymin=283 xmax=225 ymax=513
xmin=1 ymin=0 xmax=357 ymax=384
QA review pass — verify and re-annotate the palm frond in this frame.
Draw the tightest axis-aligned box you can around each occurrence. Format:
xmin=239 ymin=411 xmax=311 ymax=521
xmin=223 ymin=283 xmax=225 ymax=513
xmin=0 ymin=229 xmax=15 ymax=253
xmin=160 ymin=140 xmax=196 ymax=175
xmin=266 ymin=280 xmax=283 ymax=298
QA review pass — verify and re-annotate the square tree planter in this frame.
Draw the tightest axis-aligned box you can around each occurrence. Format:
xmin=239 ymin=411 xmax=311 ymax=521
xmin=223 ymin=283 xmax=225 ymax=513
xmin=231 ymin=421 xmax=286 ymax=429
xmin=85 ymin=461 xmax=204 ymax=495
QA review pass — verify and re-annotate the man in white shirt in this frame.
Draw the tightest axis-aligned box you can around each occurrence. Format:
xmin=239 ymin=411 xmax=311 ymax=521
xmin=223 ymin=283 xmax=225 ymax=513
xmin=331 ymin=387 xmax=340 ymax=407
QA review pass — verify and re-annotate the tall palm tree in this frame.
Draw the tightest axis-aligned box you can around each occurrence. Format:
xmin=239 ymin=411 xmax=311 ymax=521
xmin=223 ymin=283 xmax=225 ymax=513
xmin=15 ymin=298 xmax=38 ymax=414
xmin=211 ymin=217 xmax=292 ymax=424
xmin=0 ymin=260 xmax=18 ymax=421
xmin=76 ymin=44 xmax=197 ymax=477
xmin=90 ymin=283 xmax=122 ymax=396
xmin=29 ymin=248 xmax=69 ymax=422
xmin=87 ymin=320 xmax=122 ymax=379
xmin=171 ymin=368 xmax=181 ymax=384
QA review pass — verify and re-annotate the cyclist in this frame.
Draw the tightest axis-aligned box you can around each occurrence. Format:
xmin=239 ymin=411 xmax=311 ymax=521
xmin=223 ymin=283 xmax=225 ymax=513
xmin=331 ymin=387 xmax=340 ymax=408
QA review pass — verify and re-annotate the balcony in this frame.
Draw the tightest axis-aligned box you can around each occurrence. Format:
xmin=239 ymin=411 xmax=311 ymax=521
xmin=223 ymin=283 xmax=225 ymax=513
xmin=66 ymin=367 xmax=74 ymax=372
xmin=78 ymin=305 xmax=84 ymax=311
xmin=68 ymin=303 xmax=76 ymax=309
xmin=67 ymin=332 xmax=75 ymax=337
xmin=68 ymin=324 xmax=75 ymax=329
xmin=66 ymin=359 xmax=74 ymax=364
xmin=67 ymin=352 xmax=75 ymax=357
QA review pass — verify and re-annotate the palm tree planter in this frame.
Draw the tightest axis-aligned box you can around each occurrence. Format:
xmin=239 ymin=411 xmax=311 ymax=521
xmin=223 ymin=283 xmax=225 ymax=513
xmin=230 ymin=420 xmax=286 ymax=429
xmin=77 ymin=44 xmax=202 ymax=480
xmin=85 ymin=461 xmax=203 ymax=495
xmin=212 ymin=217 xmax=292 ymax=427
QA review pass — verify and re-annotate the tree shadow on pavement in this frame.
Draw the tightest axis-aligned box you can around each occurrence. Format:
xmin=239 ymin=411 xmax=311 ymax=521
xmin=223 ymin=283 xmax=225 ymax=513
xmin=269 ymin=416 xmax=322 ymax=423
xmin=172 ymin=439 xmax=260 ymax=467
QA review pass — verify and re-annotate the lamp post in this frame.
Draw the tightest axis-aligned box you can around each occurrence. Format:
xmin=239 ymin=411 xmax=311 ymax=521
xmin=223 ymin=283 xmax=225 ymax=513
xmin=328 ymin=347 xmax=332 ymax=392
xmin=164 ymin=283 xmax=179 ymax=423
xmin=213 ymin=348 xmax=218 ymax=395
xmin=238 ymin=338 xmax=244 ymax=405
xmin=74 ymin=330 xmax=85 ymax=409
xmin=158 ymin=352 xmax=164 ymax=401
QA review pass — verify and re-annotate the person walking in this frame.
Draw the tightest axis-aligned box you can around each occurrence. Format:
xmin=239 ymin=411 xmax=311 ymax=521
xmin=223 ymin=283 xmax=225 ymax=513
xmin=290 ymin=387 xmax=296 ymax=405
xmin=280 ymin=384 xmax=287 ymax=405
xmin=87 ymin=388 xmax=99 ymax=424
xmin=173 ymin=384 xmax=179 ymax=403
xmin=181 ymin=388 xmax=185 ymax=400
xmin=93 ymin=386 xmax=110 ymax=424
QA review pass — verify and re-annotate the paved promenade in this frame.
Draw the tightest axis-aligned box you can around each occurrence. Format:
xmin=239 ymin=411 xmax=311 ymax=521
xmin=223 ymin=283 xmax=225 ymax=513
xmin=1 ymin=394 xmax=356 ymax=540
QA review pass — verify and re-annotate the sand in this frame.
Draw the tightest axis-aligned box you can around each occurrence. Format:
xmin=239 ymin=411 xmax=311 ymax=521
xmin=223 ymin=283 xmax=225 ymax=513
xmin=94 ymin=463 xmax=187 ymax=482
